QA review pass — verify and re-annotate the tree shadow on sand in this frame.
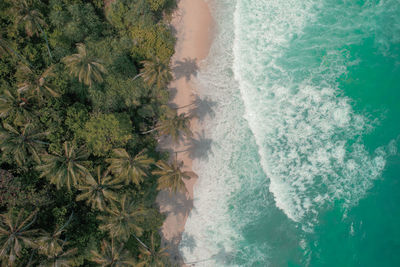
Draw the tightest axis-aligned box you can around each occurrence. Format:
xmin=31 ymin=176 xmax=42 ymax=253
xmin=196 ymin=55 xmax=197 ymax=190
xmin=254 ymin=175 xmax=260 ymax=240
xmin=189 ymin=95 xmax=218 ymax=122
xmin=173 ymin=58 xmax=198 ymax=81
xmin=180 ymin=232 xmax=197 ymax=253
xmin=178 ymin=130 xmax=213 ymax=161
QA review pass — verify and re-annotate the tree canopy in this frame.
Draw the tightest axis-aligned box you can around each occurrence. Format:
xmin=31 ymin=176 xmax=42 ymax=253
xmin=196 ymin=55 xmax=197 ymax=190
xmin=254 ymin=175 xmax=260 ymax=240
xmin=0 ymin=0 xmax=183 ymax=265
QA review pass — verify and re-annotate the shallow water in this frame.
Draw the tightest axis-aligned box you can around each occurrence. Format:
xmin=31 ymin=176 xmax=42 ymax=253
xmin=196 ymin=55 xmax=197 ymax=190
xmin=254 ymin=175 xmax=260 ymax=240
xmin=180 ymin=0 xmax=400 ymax=266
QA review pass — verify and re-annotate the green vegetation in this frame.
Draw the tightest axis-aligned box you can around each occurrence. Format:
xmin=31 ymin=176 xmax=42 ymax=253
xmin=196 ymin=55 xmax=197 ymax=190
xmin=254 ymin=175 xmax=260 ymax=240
xmin=0 ymin=0 xmax=193 ymax=265
xmin=153 ymin=158 xmax=192 ymax=194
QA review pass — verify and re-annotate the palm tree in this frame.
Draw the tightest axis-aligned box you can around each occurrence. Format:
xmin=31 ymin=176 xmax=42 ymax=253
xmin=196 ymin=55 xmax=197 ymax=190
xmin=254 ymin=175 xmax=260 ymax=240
xmin=97 ymin=195 xmax=146 ymax=242
xmin=136 ymin=232 xmax=170 ymax=267
xmin=62 ymin=43 xmax=107 ymax=87
xmin=0 ymin=89 xmax=34 ymax=125
xmin=152 ymin=159 xmax=191 ymax=194
xmin=0 ymin=123 xmax=48 ymax=166
xmin=17 ymin=65 xmax=59 ymax=102
xmin=37 ymin=213 xmax=73 ymax=257
xmin=76 ymin=166 xmax=122 ymax=211
xmin=90 ymin=239 xmax=134 ymax=266
xmin=36 ymin=141 xmax=89 ymax=191
xmin=12 ymin=0 xmax=52 ymax=60
xmin=142 ymin=113 xmax=192 ymax=143
xmin=0 ymin=30 xmax=29 ymax=64
xmin=38 ymin=247 xmax=78 ymax=267
xmin=0 ymin=209 xmax=38 ymax=265
xmin=106 ymin=148 xmax=154 ymax=186
xmin=140 ymin=57 xmax=172 ymax=89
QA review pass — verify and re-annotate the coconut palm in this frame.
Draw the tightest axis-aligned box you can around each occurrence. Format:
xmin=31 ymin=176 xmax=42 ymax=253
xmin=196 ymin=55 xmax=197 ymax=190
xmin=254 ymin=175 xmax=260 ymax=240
xmin=106 ymin=148 xmax=154 ymax=186
xmin=39 ymin=246 xmax=78 ymax=267
xmin=152 ymin=159 xmax=191 ymax=194
xmin=142 ymin=113 xmax=192 ymax=143
xmin=0 ymin=209 xmax=38 ymax=265
xmin=90 ymin=239 xmax=134 ymax=266
xmin=0 ymin=30 xmax=26 ymax=63
xmin=140 ymin=57 xmax=172 ymax=89
xmin=76 ymin=166 xmax=122 ymax=211
xmin=97 ymin=195 xmax=146 ymax=242
xmin=0 ymin=89 xmax=33 ymax=125
xmin=37 ymin=213 xmax=73 ymax=257
xmin=136 ymin=232 xmax=170 ymax=267
xmin=62 ymin=43 xmax=107 ymax=87
xmin=17 ymin=65 xmax=59 ymax=101
xmin=0 ymin=123 xmax=48 ymax=166
xmin=36 ymin=141 xmax=89 ymax=191
xmin=12 ymin=0 xmax=52 ymax=59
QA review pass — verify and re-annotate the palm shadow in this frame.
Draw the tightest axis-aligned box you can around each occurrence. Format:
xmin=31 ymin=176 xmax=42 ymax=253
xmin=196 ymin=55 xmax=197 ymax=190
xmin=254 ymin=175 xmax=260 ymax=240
xmin=189 ymin=95 xmax=218 ymax=121
xmin=182 ymin=130 xmax=213 ymax=161
xmin=180 ymin=232 xmax=197 ymax=253
xmin=168 ymin=87 xmax=178 ymax=101
xmin=173 ymin=58 xmax=198 ymax=81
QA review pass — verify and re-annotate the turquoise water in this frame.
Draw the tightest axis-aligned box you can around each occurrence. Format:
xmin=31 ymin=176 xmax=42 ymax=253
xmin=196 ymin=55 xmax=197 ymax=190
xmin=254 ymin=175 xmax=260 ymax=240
xmin=180 ymin=0 xmax=400 ymax=266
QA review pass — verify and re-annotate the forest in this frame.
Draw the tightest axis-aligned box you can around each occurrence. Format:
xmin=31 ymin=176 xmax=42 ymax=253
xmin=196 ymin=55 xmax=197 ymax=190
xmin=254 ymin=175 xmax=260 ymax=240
xmin=0 ymin=0 xmax=193 ymax=265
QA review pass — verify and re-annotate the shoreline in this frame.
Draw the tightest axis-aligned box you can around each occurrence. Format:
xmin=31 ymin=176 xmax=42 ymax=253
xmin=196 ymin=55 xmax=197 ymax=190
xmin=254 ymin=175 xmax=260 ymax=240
xmin=156 ymin=0 xmax=214 ymax=265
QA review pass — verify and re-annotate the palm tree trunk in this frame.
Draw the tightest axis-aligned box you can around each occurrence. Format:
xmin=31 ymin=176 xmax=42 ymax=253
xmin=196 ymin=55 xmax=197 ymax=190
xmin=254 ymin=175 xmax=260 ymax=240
xmin=131 ymin=73 xmax=143 ymax=81
xmin=133 ymin=235 xmax=149 ymax=251
xmin=141 ymin=126 xmax=160 ymax=135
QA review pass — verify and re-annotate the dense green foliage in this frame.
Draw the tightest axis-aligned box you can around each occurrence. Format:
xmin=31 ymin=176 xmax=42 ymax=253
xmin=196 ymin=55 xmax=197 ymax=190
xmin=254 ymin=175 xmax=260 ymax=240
xmin=0 ymin=0 xmax=193 ymax=265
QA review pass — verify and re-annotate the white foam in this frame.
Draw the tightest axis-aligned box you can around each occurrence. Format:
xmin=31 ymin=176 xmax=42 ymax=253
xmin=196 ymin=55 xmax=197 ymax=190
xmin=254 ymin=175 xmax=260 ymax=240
xmin=180 ymin=0 xmax=399 ymax=265
xmin=180 ymin=1 xmax=245 ymax=265
xmin=233 ymin=0 xmax=389 ymax=225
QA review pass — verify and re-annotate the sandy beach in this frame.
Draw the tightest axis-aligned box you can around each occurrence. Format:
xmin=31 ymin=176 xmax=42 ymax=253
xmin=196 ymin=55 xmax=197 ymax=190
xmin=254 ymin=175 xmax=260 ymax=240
xmin=156 ymin=0 xmax=213 ymax=264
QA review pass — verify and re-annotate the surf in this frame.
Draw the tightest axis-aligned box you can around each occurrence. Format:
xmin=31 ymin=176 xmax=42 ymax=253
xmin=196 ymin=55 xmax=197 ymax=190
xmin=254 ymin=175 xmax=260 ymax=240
xmin=233 ymin=0 xmax=390 ymax=226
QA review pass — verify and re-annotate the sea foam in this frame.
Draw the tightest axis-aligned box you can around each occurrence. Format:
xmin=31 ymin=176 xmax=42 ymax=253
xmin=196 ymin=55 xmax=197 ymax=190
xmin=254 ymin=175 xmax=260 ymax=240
xmin=180 ymin=0 xmax=398 ymax=265
xmin=233 ymin=0 xmax=389 ymax=225
xmin=180 ymin=1 xmax=246 ymax=265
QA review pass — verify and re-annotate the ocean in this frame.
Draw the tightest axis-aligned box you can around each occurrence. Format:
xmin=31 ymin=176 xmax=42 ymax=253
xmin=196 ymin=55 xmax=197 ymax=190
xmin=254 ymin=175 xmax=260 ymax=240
xmin=180 ymin=0 xmax=400 ymax=266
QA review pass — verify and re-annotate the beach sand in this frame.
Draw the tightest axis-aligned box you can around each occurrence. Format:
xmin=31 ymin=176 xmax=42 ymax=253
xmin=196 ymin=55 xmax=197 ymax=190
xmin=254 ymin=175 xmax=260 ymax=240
xmin=156 ymin=0 xmax=213 ymax=265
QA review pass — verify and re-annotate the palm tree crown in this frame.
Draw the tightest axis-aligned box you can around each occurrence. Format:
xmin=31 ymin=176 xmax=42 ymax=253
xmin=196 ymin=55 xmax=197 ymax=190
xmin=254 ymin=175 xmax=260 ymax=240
xmin=36 ymin=141 xmax=89 ymax=190
xmin=0 ymin=89 xmax=33 ymax=125
xmin=0 ymin=30 xmax=27 ymax=62
xmin=90 ymin=239 xmax=134 ymax=266
xmin=12 ymin=0 xmax=53 ymax=60
xmin=98 ymin=195 xmax=146 ymax=242
xmin=141 ymin=57 xmax=172 ymax=89
xmin=38 ymin=246 xmax=78 ymax=267
xmin=37 ymin=213 xmax=73 ymax=257
xmin=106 ymin=148 xmax=154 ymax=186
xmin=0 ymin=123 xmax=48 ymax=166
xmin=12 ymin=0 xmax=46 ymax=38
xmin=62 ymin=43 xmax=107 ymax=87
xmin=136 ymin=232 xmax=169 ymax=267
xmin=17 ymin=65 xmax=59 ymax=101
xmin=153 ymin=159 xmax=191 ymax=194
xmin=76 ymin=166 xmax=122 ymax=211
xmin=143 ymin=112 xmax=192 ymax=143
xmin=160 ymin=113 xmax=192 ymax=143
xmin=0 ymin=209 xmax=38 ymax=265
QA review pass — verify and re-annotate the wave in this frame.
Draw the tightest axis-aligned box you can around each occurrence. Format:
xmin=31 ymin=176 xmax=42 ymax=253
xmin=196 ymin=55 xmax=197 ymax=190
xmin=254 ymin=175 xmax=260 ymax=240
xmin=180 ymin=1 xmax=245 ymax=265
xmin=181 ymin=0 xmax=400 ymax=265
xmin=233 ymin=0 xmax=391 ymax=226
